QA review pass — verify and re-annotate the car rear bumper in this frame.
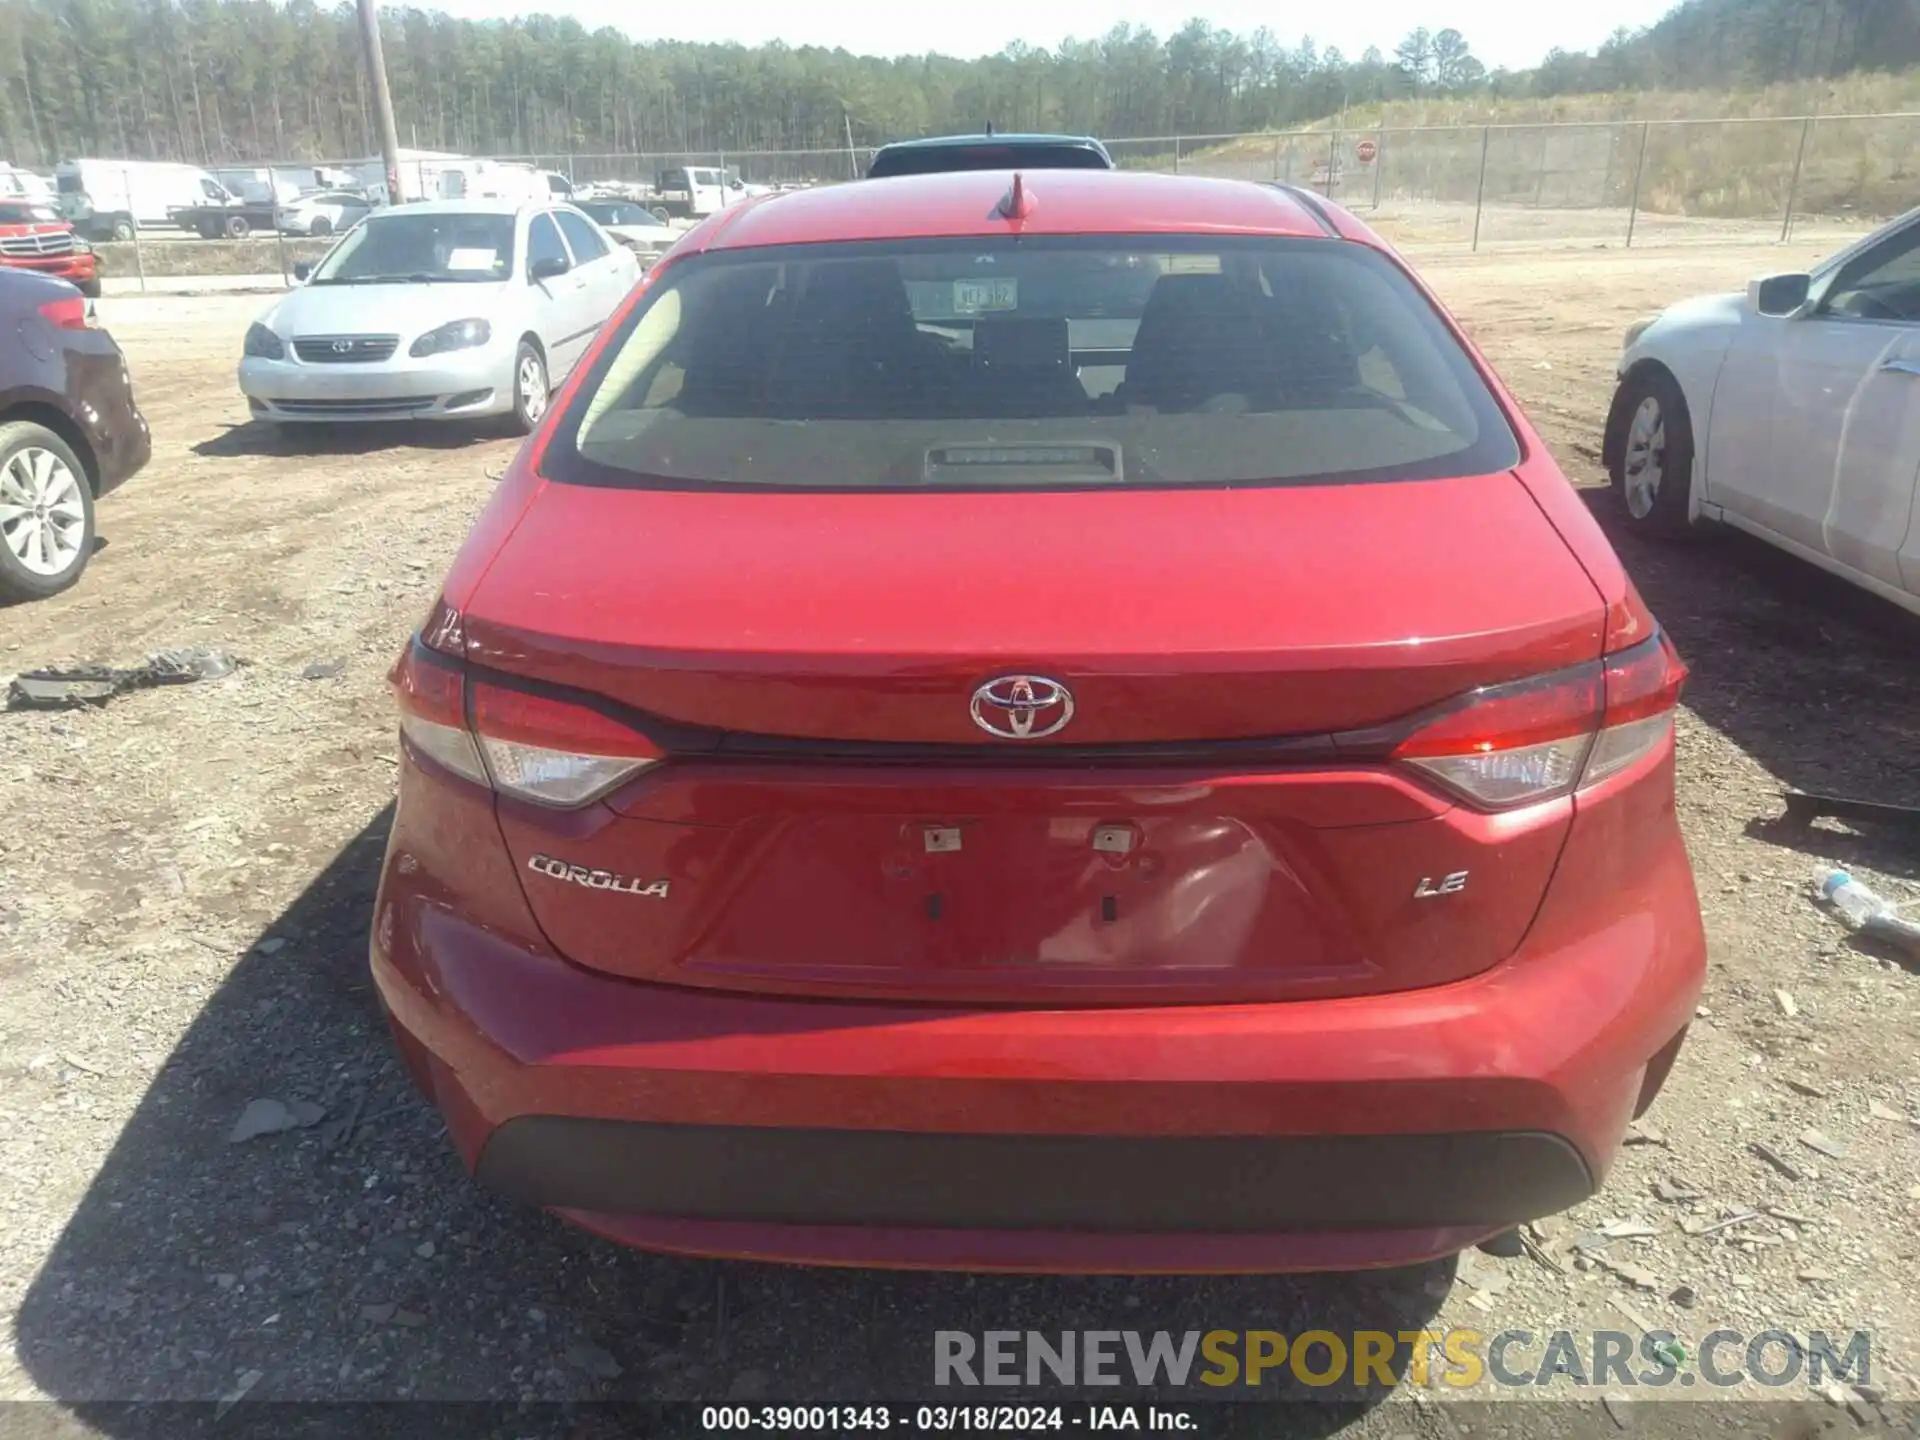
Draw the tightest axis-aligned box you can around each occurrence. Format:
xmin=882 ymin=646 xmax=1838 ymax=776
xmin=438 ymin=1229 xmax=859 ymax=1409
xmin=69 ymin=342 xmax=151 ymax=497
xmin=371 ymin=765 xmax=1705 ymax=1272
xmin=0 ymin=253 xmax=98 ymax=286
xmin=239 ymin=348 xmax=513 ymax=422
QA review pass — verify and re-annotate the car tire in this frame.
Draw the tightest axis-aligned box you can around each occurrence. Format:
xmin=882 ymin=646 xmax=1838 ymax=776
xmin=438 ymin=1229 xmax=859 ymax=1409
xmin=1609 ymin=367 xmax=1696 ymax=538
xmin=109 ymin=215 xmax=136 ymax=243
xmin=223 ymin=214 xmax=251 ymax=240
xmin=650 ymin=205 xmax=671 ymax=223
xmin=310 ymin=217 xmax=333 ymax=237
xmin=0 ymin=422 xmax=96 ymax=603
xmin=511 ymin=340 xmax=549 ymax=435
xmin=76 ymin=276 xmax=102 ymax=299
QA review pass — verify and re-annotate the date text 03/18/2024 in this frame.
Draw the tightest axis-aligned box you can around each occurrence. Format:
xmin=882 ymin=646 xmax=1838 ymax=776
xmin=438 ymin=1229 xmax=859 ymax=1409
xmin=700 ymin=1405 xmax=1197 ymax=1432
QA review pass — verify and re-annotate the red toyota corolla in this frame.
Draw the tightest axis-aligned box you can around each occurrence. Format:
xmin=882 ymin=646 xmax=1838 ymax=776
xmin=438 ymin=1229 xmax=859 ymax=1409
xmin=371 ymin=169 xmax=1705 ymax=1273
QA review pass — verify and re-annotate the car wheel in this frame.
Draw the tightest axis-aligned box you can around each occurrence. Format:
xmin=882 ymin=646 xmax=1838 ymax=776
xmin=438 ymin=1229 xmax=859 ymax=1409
xmin=310 ymin=217 xmax=333 ymax=237
xmin=650 ymin=205 xmax=671 ymax=224
xmin=76 ymin=276 xmax=102 ymax=299
xmin=110 ymin=215 xmax=136 ymax=243
xmin=511 ymin=341 xmax=549 ymax=434
xmin=0 ymin=423 xmax=96 ymax=603
xmin=224 ymin=214 xmax=251 ymax=239
xmin=1610 ymin=367 xmax=1696 ymax=538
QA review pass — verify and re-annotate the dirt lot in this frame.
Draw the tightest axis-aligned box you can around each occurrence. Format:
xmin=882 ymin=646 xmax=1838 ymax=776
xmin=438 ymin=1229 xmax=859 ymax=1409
xmin=2 ymin=243 xmax=1918 ymax=1435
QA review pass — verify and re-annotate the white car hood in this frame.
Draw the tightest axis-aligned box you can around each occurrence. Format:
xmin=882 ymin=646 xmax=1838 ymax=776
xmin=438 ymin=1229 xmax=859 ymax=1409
xmin=259 ymin=281 xmax=509 ymax=341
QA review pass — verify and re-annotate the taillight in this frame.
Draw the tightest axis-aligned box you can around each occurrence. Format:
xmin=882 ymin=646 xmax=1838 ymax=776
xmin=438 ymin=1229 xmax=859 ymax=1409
xmin=468 ymin=680 xmax=661 ymax=806
xmin=391 ymin=644 xmax=488 ymax=788
xmin=1389 ymin=632 xmax=1687 ymax=811
xmin=390 ymin=641 xmax=660 ymax=808
xmin=38 ymin=296 xmax=93 ymax=331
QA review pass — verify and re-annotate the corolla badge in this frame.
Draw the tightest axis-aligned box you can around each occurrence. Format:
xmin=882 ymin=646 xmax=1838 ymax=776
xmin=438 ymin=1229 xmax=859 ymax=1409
xmin=970 ymin=675 xmax=1074 ymax=740
xmin=527 ymin=853 xmax=670 ymax=898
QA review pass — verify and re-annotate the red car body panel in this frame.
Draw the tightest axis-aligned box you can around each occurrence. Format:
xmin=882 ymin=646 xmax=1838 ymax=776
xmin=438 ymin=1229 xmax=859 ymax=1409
xmin=371 ymin=170 xmax=1707 ymax=1271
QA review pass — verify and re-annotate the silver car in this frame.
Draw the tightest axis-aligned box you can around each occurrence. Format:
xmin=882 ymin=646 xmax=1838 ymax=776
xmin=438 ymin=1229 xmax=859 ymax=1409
xmin=237 ymin=199 xmax=640 ymax=432
xmin=274 ymin=190 xmax=372 ymax=237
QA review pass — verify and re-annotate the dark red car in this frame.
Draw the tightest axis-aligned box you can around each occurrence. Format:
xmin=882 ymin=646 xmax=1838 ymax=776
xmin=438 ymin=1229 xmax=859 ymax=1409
xmin=0 ymin=201 xmax=100 ymax=299
xmin=372 ymin=170 xmax=1705 ymax=1273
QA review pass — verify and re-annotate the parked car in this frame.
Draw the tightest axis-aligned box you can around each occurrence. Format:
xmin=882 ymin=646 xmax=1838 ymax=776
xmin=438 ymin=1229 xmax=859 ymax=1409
xmin=237 ymin=200 xmax=639 ymax=432
xmin=0 ymin=200 xmax=99 ymax=297
xmin=1607 ymin=207 xmax=1920 ymax=615
xmin=0 ymin=269 xmax=150 ymax=601
xmin=274 ymin=190 xmax=373 ymax=237
xmin=866 ymin=132 xmax=1115 ymax=178
xmin=371 ymin=170 xmax=1706 ymax=1272
xmin=574 ymin=199 xmax=672 ymax=262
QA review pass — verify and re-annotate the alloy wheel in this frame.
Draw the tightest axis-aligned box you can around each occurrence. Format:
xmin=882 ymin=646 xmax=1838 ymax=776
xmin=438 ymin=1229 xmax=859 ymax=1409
xmin=0 ymin=447 xmax=87 ymax=577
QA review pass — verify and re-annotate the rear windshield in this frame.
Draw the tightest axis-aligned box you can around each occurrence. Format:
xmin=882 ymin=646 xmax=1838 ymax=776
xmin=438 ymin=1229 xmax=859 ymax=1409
xmin=551 ymin=235 xmax=1520 ymax=492
xmin=869 ymin=144 xmax=1112 ymax=177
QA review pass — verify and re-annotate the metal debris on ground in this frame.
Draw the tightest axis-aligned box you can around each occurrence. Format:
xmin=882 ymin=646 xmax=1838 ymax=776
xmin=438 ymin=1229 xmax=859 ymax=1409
xmin=1781 ymin=788 xmax=1920 ymax=839
xmin=1682 ymin=1209 xmax=1761 ymax=1237
xmin=6 ymin=649 xmax=243 ymax=711
xmin=1751 ymin=1142 xmax=1806 ymax=1180
xmin=1593 ymin=1253 xmax=1661 ymax=1291
xmin=1799 ymin=1127 xmax=1848 ymax=1160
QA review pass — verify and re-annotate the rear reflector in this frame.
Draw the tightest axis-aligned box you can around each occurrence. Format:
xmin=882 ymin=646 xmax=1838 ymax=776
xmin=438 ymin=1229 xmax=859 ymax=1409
xmin=38 ymin=296 xmax=93 ymax=331
xmin=1392 ymin=632 xmax=1686 ymax=811
xmin=391 ymin=641 xmax=660 ymax=808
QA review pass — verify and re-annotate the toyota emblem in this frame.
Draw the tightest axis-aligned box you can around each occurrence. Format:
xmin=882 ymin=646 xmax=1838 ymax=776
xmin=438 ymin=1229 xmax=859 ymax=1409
xmin=970 ymin=675 xmax=1074 ymax=740
xmin=331 ymin=339 xmax=353 ymax=353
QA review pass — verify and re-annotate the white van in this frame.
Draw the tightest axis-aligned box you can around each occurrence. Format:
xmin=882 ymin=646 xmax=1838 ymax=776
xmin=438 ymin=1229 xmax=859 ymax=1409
xmin=54 ymin=159 xmax=230 ymax=240
xmin=347 ymin=154 xmax=570 ymax=207
xmin=0 ymin=164 xmax=54 ymax=203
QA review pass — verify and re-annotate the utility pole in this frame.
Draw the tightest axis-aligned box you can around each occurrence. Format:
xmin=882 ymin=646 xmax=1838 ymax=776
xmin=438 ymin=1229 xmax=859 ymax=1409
xmin=843 ymin=109 xmax=859 ymax=180
xmin=356 ymin=0 xmax=404 ymax=203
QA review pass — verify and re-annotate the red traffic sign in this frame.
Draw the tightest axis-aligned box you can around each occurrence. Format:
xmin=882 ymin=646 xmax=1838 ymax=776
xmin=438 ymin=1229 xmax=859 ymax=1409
xmin=1355 ymin=138 xmax=1378 ymax=164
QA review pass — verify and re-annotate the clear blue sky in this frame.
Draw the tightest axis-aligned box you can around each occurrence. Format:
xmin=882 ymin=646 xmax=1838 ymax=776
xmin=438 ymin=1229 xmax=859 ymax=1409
xmin=422 ymin=0 xmax=1676 ymax=75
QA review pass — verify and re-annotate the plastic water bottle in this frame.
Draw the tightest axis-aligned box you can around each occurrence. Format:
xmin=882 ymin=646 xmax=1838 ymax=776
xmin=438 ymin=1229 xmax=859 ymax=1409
xmin=1813 ymin=866 xmax=1920 ymax=958
xmin=1814 ymin=867 xmax=1885 ymax=928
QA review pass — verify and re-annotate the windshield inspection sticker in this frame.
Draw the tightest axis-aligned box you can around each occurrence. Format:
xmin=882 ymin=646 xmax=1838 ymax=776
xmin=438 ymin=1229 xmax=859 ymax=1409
xmin=446 ymin=248 xmax=499 ymax=271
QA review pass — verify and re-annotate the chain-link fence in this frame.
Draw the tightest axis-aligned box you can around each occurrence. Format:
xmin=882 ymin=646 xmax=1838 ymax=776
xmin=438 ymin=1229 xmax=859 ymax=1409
xmin=1139 ymin=114 xmax=1917 ymax=252
xmin=147 ymin=111 xmax=1920 ymax=288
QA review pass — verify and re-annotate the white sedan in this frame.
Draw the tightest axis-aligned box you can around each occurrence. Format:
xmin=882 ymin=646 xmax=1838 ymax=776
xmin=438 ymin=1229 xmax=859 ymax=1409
xmin=274 ymin=190 xmax=373 ymax=237
xmin=1606 ymin=206 xmax=1920 ymax=616
xmin=238 ymin=199 xmax=639 ymax=432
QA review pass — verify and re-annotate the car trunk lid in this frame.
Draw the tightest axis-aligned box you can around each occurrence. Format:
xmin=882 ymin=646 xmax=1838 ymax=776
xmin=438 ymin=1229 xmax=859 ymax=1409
xmin=463 ymin=473 xmax=1605 ymax=1002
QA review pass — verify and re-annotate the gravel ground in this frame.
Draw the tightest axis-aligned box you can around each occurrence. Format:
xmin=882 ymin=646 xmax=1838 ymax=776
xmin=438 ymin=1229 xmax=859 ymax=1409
xmin=1 ymin=245 xmax=1917 ymax=1437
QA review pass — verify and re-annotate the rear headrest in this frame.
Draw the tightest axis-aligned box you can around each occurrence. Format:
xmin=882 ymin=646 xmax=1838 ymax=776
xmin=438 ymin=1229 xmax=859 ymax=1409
xmin=1123 ymin=274 xmax=1274 ymax=411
